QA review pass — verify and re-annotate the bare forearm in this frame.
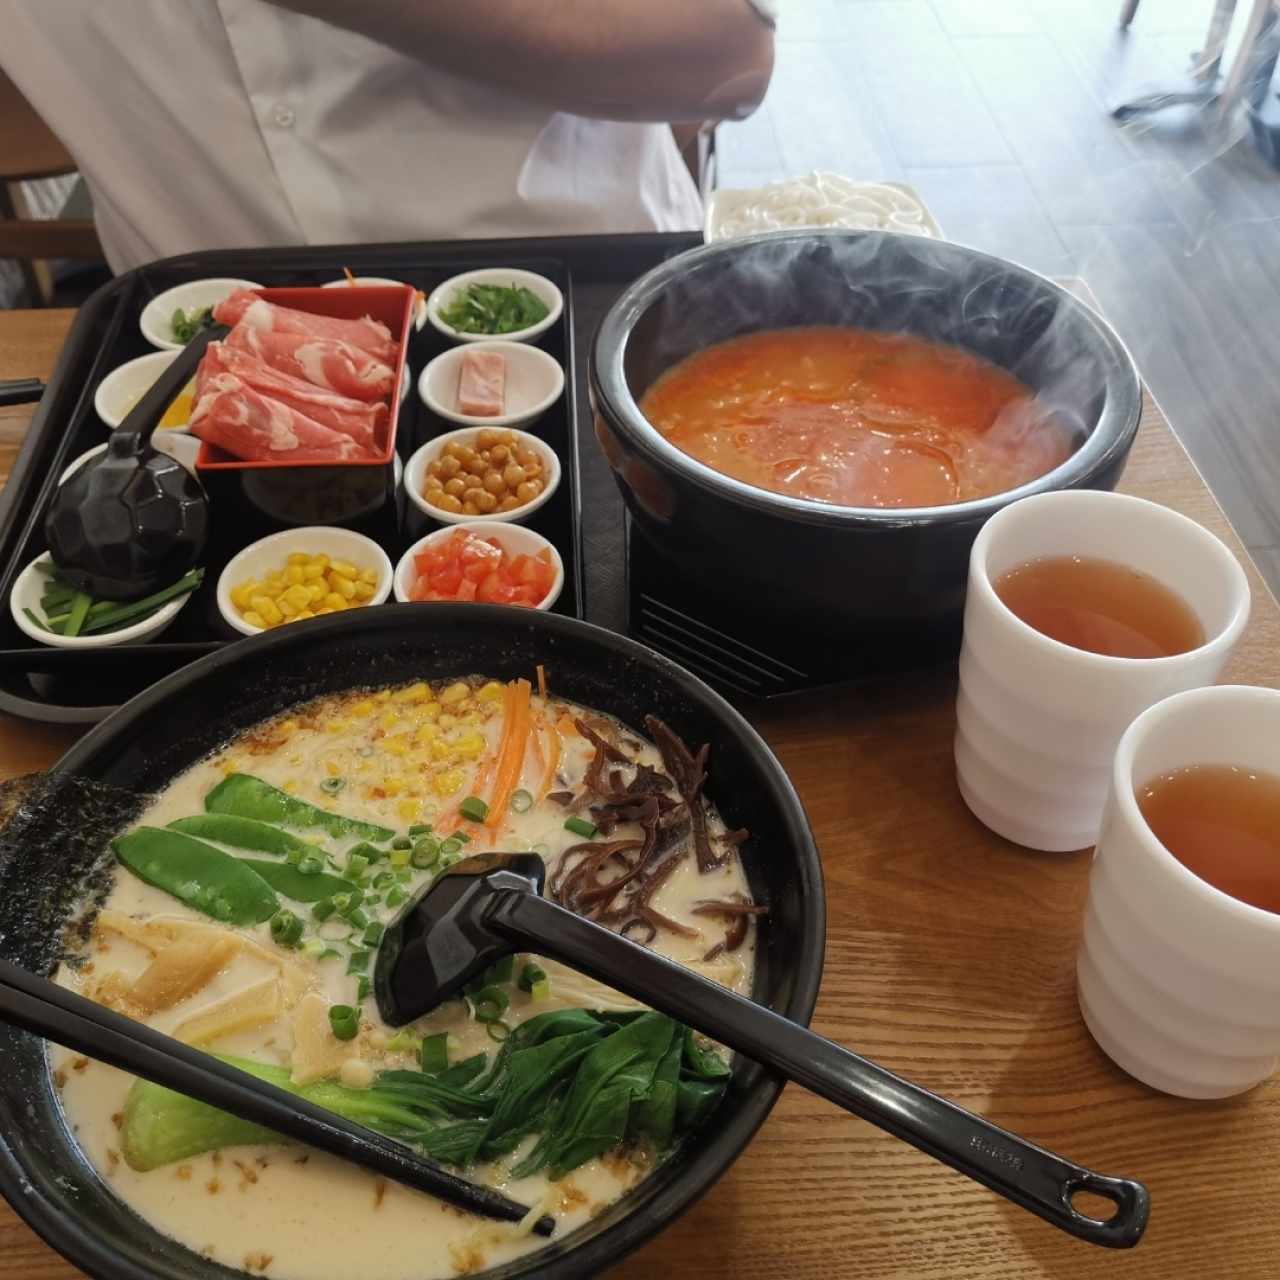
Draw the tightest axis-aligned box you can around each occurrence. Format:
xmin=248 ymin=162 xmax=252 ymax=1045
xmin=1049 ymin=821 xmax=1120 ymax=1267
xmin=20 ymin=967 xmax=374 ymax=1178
xmin=269 ymin=0 xmax=774 ymax=122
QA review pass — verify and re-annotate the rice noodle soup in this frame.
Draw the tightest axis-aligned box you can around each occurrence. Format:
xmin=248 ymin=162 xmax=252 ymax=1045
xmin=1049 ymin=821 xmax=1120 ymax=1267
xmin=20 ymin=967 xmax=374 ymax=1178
xmin=53 ymin=674 xmax=760 ymax=1280
xmin=639 ymin=326 xmax=1075 ymax=509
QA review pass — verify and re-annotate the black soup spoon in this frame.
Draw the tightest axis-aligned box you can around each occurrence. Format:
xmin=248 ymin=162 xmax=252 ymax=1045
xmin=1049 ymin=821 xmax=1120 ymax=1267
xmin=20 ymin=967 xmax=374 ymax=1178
xmin=375 ymin=853 xmax=1150 ymax=1251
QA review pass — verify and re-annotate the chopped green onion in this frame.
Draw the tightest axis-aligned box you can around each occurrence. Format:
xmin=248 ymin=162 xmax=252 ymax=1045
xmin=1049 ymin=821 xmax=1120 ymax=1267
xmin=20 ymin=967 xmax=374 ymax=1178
xmin=440 ymin=837 xmax=463 ymax=857
xmin=320 ymin=777 xmax=346 ymax=795
xmin=362 ymin=922 xmax=385 ymax=947
xmin=451 ymin=830 xmax=471 ymax=845
xmin=297 ymin=854 xmax=324 ymax=876
xmin=348 ymin=840 xmax=383 ymax=865
xmin=564 ymin=816 xmax=598 ymax=839
xmin=410 ymin=837 xmax=440 ymax=870
xmin=300 ymin=938 xmax=327 ymax=960
xmin=22 ymin=607 xmax=49 ymax=633
xmin=81 ymin=568 xmax=204 ymax=634
xmin=408 ymin=823 xmax=433 ymax=836
xmin=395 ymin=868 xmax=413 ymax=884
xmin=530 ymin=977 xmax=550 ymax=1001
xmin=372 ymin=870 xmax=395 ymax=889
xmin=270 ymin=909 xmax=303 ymax=949
xmin=345 ymin=853 xmax=370 ymax=880
xmin=459 ymin=796 xmax=488 ymax=823
xmin=356 ymin=975 xmax=371 ymax=1002
xmin=62 ymin=591 xmax=92 ymax=638
xmin=420 ymin=1032 xmax=450 ymax=1074
xmin=486 ymin=1021 xmax=510 ymax=1043
xmin=319 ymin=946 xmax=343 ymax=963
xmin=311 ymin=898 xmax=337 ymax=922
xmin=346 ymin=948 xmax=371 ymax=975
xmin=517 ymin=963 xmax=547 ymax=993
xmin=346 ymin=907 xmax=370 ymax=931
xmin=285 ymin=847 xmax=304 ymax=866
xmin=391 ymin=836 xmax=412 ymax=851
xmin=329 ymin=1004 xmax=361 ymax=1041
xmin=386 ymin=886 xmax=407 ymax=907
xmin=471 ymin=985 xmax=510 ymax=1023
xmin=389 ymin=847 xmax=410 ymax=869
xmin=384 ymin=1031 xmax=419 ymax=1054
xmin=340 ymin=888 xmax=364 ymax=912
xmin=510 ymin=789 xmax=534 ymax=814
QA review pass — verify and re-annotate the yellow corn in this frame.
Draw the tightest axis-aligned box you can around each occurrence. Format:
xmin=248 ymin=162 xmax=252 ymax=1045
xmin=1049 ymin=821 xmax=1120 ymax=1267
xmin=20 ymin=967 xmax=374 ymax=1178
xmin=351 ymin=699 xmax=375 ymax=717
xmin=265 ymin=571 xmax=286 ymax=590
xmin=286 ymin=565 xmax=304 ymax=586
xmin=358 ymin=568 xmax=379 ymax=586
xmin=287 ymin=552 xmax=309 ymax=566
xmin=282 ymin=780 xmax=298 ymax=794
xmin=325 ymin=760 xmax=341 ymax=776
xmin=379 ymin=711 xmax=399 ymax=731
xmin=329 ymin=574 xmax=356 ymax=600
xmin=419 ymin=702 xmax=441 ymax=722
xmin=314 ymin=606 xmax=334 ymax=616
xmin=251 ymin=596 xmax=283 ymax=626
xmin=329 ymin=560 xmax=358 ymax=580
xmin=395 ymin=681 xmax=430 ymax=704
xmin=440 ymin=681 xmax=470 ymax=706
xmin=277 ymin=598 xmax=298 ymax=618
xmin=383 ymin=777 xmax=404 ymax=797
xmin=430 ymin=738 xmax=452 ymax=761
xmin=383 ymin=736 xmax=409 ymax=758
xmin=302 ymin=563 xmax=326 ymax=581
xmin=352 ymin=581 xmax=375 ymax=602
xmin=374 ymin=690 xmax=391 ymax=703
xmin=243 ymin=610 xmax=265 ymax=629
xmin=414 ymin=724 xmax=439 ymax=745
xmin=437 ymin=713 xmax=458 ymax=730
xmin=230 ymin=580 xmax=258 ymax=610
xmin=295 ymin=608 xmax=314 ymax=620
xmin=476 ymin=681 xmax=504 ymax=704
xmin=283 ymin=584 xmax=311 ymax=610
xmin=305 ymin=582 xmax=327 ymax=604
xmin=313 ymin=554 xmax=330 ymax=570
xmin=432 ymin=768 xmax=464 ymax=797
xmin=323 ymin=593 xmax=347 ymax=611
xmin=456 ymin=731 xmax=485 ymax=760
xmin=397 ymin=797 xmax=421 ymax=822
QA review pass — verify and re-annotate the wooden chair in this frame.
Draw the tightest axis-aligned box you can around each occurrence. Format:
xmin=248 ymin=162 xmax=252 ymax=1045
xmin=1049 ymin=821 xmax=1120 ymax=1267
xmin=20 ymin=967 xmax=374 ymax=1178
xmin=0 ymin=67 xmax=103 ymax=306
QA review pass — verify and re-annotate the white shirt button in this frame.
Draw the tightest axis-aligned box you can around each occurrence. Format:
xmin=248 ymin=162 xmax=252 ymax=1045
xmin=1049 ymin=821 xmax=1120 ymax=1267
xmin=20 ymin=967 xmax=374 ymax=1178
xmin=272 ymin=104 xmax=295 ymax=129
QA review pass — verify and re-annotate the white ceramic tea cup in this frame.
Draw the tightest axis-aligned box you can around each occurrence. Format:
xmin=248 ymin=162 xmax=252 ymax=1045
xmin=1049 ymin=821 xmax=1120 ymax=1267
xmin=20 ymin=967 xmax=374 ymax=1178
xmin=1078 ymin=684 xmax=1280 ymax=1097
xmin=955 ymin=490 xmax=1249 ymax=852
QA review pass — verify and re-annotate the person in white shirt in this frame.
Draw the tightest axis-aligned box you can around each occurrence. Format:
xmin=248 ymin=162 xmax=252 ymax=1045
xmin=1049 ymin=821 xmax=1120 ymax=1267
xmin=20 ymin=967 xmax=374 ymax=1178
xmin=2 ymin=0 xmax=775 ymax=272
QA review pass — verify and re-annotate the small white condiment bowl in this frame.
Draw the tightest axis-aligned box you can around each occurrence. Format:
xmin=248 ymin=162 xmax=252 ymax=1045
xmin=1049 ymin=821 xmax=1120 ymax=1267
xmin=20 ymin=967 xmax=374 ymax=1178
xmin=140 ymin=277 xmax=262 ymax=351
xmin=426 ymin=268 xmax=562 ymax=345
xmin=403 ymin=427 xmax=561 ymax=527
xmin=10 ymin=552 xmax=193 ymax=649
xmin=322 ymin=276 xmax=428 ymax=331
xmin=216 ymin=526 xmax=393 ymax=637
xmin=393 ymin=522 xmax=564 ymax=611
xmin=94 ymin=351 xmax=196 ymax=430
xmin=418 ymin=341 xmax=564 ymax=430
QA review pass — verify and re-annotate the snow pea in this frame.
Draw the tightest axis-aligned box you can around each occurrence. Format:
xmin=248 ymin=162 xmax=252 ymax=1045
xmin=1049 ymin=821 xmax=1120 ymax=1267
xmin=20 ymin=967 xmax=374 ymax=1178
xmin=167 ymin=813 xmax=314 ymax=858
xmin=205 ymin=773 xmax=394 ymax=842
xmin=236 ymin=858 xmax=351 ymax=904
xmin=112 ymin=827 xmax=278 ymax=925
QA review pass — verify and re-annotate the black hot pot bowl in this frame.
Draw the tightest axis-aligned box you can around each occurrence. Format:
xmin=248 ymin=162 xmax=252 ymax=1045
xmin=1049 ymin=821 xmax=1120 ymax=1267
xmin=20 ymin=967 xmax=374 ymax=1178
xmin=591 ymin=229 xmax=1142 ymax=657
xmin=0 ymin=605 xmax=825 ymax=1280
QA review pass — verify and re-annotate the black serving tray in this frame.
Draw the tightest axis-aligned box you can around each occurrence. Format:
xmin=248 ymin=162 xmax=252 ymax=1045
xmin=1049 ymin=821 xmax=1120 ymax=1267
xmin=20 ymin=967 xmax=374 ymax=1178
xmin=0 ymin=238 xmax=609 ymax=722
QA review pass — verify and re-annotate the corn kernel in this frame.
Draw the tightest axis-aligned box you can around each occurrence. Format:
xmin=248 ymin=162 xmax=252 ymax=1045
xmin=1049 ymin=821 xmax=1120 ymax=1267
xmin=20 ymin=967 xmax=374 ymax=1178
xmin=295 ymin=609 xmax=314 ymax=620
xmin=384 ymin=737 xmax=409 ymax=758
xmin=313 ymin=554 xmax=330 ymax=570
xmin=358 ymin=568 xmax=379 ymax=586
xmin=383 ymin=777 xmax=404 ymax=797
xmin=243 ymin=610 xmax=265 ymax=629
xmin=329 ymin=560 xmax=358 ymax=580
xmin=395 ymin=682 xmax=430 ymax=704
xmin=283 ymin=780 xmax=298 ymax=794
xmin=286 ymin=565 xmax=305 ymax=586
xmin=440 ymin=681 xmax=470 ymax=706
xmin=252 ymin=596 xmax=283 ymax=626
xmin=351 ymin=699 xmax=375 ymax=717
xmin=432 ymin=769 xmax=464 ymax=797
xmin=374 ymin=690 xmax=391 ymax=703
xmin=397 ymin=797 xmax=421 ymax=821
xmin=323 ymin=593 xmax=347 ymax=611
xmin=352 ymin=581 xmax=375 ymax=602
xmin=419 ymin=702 xmax=441 ymax=721
xmin=230 ymin=580 xmax=259 ymax=610
xmin=456 ymin=731 xmax=485 ymax=760
xmin=476 ymin=681 xmax=504 ymax=704
xmin=278 ymin=598 xmax=298 ymax=618
xmin=278 ymin=719 xmax=298 ymax=735
xmin=379 ymin=711 xmax=399 ymax=731
xmin=266 ymin=570 xmax=286 ymax=588
xmin=283 ymin=584 xmax=312 ymax=610
xmin=329 ymin=574 xmax=357 ymax=600
xmin=287 ymin=552 xmax=308 ymax=566
xmin=325 ymin=759 xmax=341 ymax=776
xmin=459 ymin=710 xmax=480 ymax=726
xmin=314 ymin=607 xmax=333 ymax=616
xmin=437 ymin=712 xmax=458 ymax=730
xmin=430 ymin=738 xmax=452 ymax=761
xmin=302 ymin=563 xmax=326 ymax=581
xmin=415 ymin=724 xmax=439 ymax=745
xmin=305 ymin=582 xmax=327 ymax=604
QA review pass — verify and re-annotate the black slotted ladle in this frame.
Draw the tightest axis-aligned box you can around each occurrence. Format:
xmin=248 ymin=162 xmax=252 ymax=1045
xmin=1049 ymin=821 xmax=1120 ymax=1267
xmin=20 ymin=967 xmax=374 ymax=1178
xmin=44 ymin=327 xmax=225 ymax=601
xmin=375 ymin=853 xmax=1151 ymax=1250
xmin=0 ymin=956 xmax=554 ymax=1236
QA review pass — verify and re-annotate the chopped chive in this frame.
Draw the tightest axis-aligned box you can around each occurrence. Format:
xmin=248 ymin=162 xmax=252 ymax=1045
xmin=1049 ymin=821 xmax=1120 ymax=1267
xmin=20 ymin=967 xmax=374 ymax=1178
xmin=346 ymin=948 xmax=371 ymax=975
xmin=395 ymin=868 xmax=413 ymax=884
xmin=440 ymin=837 xmax=463 ymax=857
xmin=319 ymin=946 xmax=343 ymax=963
xmin=408 ymin=823 xmax=433 ymax=836
xmin=345 ymin=852 xmax=370 ymax=880
xmin=459 ymin=796 xmax=488 ymax=823
xmin=362 ymin=922 xmax=385 ymax=947
xmin=22 ymin=607 xmax=50 ymax=633
xmin=297 ymin=854 xmax=324 ymax=876
xmin=270 ymin=909 xmax=304 ymax=948
xmin=286 ymin=847 xmax=304 ymax=866
xmin=564 ymin=816 xmax=598 ymax=839
xmin=62 ymin=592 xmax=92 ymax=638
xmin=530 ymin=977 xmax=550 ymax=1001
xmin=410 ymin=837 xmax=439 ymax=870
xmin=348 ymin=840 xmax=382 ymax=865
xmin=420 ymin=1032 xmax=450 ymax=1074
xmin=346 ymin=907 xmax=370 ymax=931
xmin=301 ymin=938 xmax=327 ymax=960
xmin=510 ymin=789 xmax=533 ymax=814
xmin=385 ymin=886 xmax=407 ymax=907
xmin=81 ymin=567 xmax=204 ymax=634
xmin=517 ymin=963 xmax=547 ymax=993
xmin=372 ymin=871 xmax=395 ymax=889
xmin=320 ymin=776 xmax=346 ymax=795
xmin=471 ymin=985 xmax=510 ymax=1023
xmin=486 ymin=1021 xmax=510 ymax=1043
xmin=311 ymin=897 xmax=337 ymax=922
xmin=451 ymin=830 xmax=471 ymax=845
xmin=328 ymin=1004 xmax=360 ymax=1041
xmin=391 ymin=836 xmax=412 ymax=850
xmin=389 ymin=847 xmax=410 ymax=869
xmin=356 ymin=975 xmax=371 ymax=1002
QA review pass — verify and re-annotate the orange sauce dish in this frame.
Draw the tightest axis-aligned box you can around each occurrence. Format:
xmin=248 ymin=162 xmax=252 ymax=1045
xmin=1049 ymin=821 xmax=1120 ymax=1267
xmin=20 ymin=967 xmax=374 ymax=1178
xmin=639 ymin=326 xmax=1075 ymax=509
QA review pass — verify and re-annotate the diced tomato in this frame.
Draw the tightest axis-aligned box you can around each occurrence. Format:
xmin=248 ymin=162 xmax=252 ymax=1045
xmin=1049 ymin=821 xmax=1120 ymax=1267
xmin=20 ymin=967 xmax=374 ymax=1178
xmin=455 ymin=577 xmax=478 ymax=601
xmin=408 ymin=529 xmax=554 ymax=607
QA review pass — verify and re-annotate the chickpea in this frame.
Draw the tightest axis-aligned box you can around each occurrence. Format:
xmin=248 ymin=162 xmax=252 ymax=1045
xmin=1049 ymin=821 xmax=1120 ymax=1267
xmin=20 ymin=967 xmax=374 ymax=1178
xmin=444 ymin=477 xmax=467 ymax=497
xmin=515 ymin=480 xmax=540 ymax=504
xmin=425 ymin=475 xmax=444 ymax=493
xmin=428 ymin=459 xmax=445 ymax=478
xmin=497 ymin=494 xmax=521 ymax=512
xmin=478 ymin=449 xmax=492 ymax=466
xmin=474 ymin=489 xmax=498 ymax=513
xmin=465 ymin=454 xmax=487 ymax=477
xmin=502 ymin=462 xmax=526 ymax=489
xmin=462 ymin=498 xmax=479 ymax=515
xmin=443 ymin=441 xmax=467 ymax=460
xmin=476 ymin=428 xmax=500 ymax=449
xmin=479 ymin=469 xmax=502 ymax=495
xmin=435 ymin=493 xmax=463 ymax=513
xmin=440 ymin=454 xmax=462 ymax=478
xmin=515 ymin=446 xmax=539 ymax=468
xmin=489 ymin=444 xmax=510 ymax=466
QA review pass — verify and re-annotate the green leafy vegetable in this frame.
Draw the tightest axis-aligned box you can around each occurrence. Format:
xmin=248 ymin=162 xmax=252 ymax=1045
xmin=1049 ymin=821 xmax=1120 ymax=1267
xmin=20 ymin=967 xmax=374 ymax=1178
xmin=34 ymin=565 xmax=203 ymax=636
xmin=112 ymin=827 xmax=278 ymax=925
xmin=236 ymin=857 xmax=351 ymax=903
xmin=167 ymin=814 xmax=315 ymax=859
xmin=438 ymin=283 xmax=550 ymax=335
xmin=119 ymin=1011 xmax=729 ymax=1179
xmin=206 ymin=773 xmax=394 ymax=842
xmin=171 ymin=305 xmax=214 ymax=344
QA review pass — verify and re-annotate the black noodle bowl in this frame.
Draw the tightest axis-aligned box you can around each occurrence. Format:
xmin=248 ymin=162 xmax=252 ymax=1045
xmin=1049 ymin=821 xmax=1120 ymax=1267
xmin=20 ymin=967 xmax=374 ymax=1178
xmin=0 ymin=605 xmax=824 ymax=1280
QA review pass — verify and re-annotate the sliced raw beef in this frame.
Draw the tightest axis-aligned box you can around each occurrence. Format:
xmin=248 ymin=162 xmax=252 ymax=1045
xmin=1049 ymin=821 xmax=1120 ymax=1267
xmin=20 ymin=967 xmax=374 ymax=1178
xmin=214 ymin=290 xmax=395 ymax=362
xmin=226 ymin=323 xmax=394 ymax=403
xmin=191 ymin=374 xmax=369 ymax=463
xmin=197 ymin=343 xmax=385 ymax=453
xmin=456 ymin=349 xmax=506 ymax=416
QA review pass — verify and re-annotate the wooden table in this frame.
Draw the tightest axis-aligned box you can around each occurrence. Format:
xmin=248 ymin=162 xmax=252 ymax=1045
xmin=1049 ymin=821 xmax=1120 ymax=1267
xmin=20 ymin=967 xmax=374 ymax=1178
xmin=1 ymin=306 xmax=1278 ymax=1278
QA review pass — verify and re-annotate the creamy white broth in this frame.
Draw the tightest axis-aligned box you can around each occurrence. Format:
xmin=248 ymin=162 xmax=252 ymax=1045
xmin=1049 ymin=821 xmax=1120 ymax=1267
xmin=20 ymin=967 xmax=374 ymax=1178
xmin=54 ymin=677 xmax=757 ymax=1280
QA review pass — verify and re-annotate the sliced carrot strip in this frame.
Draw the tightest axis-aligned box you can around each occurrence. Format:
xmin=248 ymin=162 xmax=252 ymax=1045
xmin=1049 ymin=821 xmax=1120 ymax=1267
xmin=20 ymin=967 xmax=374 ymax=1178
xmin=486 ymin=678 xmax=533 ymax=829
xmin=536 ymin=664 xmax=548 ymax=700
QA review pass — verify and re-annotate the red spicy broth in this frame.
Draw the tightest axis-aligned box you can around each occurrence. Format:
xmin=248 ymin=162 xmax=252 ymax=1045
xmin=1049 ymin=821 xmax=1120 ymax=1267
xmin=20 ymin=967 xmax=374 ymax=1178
xmin=639 ymin=326 xmax=1075 ymax=509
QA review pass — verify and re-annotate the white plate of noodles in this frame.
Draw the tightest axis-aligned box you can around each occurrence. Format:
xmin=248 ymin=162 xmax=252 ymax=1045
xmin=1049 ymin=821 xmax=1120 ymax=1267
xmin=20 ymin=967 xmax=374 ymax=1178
xmin=704 ymin=173 xmax=942 ymax=243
